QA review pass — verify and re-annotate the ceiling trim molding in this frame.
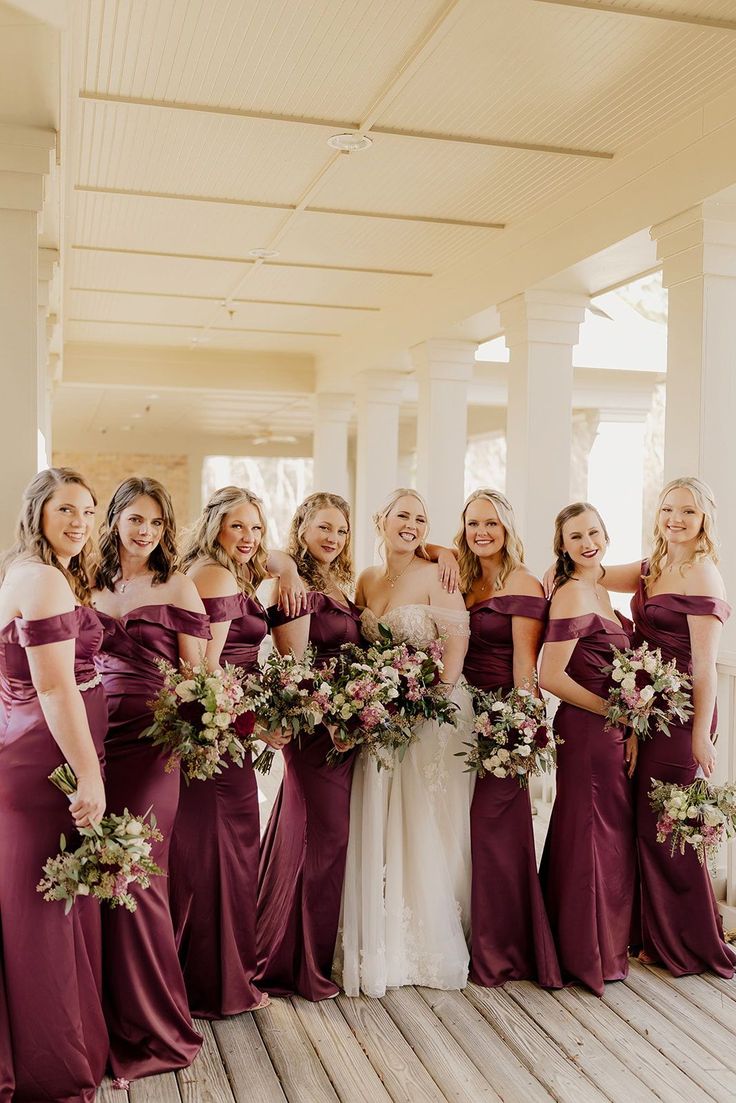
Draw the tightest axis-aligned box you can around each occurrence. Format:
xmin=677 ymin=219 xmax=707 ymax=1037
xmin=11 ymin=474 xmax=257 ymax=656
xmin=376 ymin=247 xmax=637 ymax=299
xmin=533 ymin=0 xmax=736 ymax=32
xmin=69 ymin=317 xmax=341 ymax=337
xmin=71 ymin=286 xmax=381 ymax=311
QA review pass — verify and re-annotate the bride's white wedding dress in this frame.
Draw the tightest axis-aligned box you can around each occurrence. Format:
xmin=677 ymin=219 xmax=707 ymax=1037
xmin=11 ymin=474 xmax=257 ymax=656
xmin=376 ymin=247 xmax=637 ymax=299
xmin=334 ymin=603 xmax=475 ymax=997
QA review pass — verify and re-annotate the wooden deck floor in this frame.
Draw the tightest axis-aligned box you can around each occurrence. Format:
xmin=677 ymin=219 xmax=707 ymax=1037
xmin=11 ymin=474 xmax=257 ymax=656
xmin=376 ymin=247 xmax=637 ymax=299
xmin=98 ymin=959 xmax=736 ymax=1103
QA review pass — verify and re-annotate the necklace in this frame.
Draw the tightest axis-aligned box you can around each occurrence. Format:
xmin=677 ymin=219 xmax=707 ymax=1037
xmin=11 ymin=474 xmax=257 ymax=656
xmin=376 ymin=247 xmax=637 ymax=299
xmin=385 ymin=558 xmax=414 ymax=588
xmin=116 ymin=573 xmax=147 ymax=594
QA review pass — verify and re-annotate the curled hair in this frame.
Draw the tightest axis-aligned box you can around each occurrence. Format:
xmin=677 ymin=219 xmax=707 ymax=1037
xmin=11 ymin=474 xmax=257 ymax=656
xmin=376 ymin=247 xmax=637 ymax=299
xmin=373 ymin=488 xmax=430 ymax=561
xmin=552 ymin=502 xmax=609 ymax=593
xmin=94 ymin=477 xmax=178 ymax=591
xmin=0 ymin=467 xmax=97 ymax=603
xmin=182 ymin=486 xmax=269 ymax=595
xmin=287 ymin=492 xmax=354 ymax=592
xmin=454 ymin=488 xmax=525 ymax=594
xmin=645 ymin=476 xmax=718 ymax=591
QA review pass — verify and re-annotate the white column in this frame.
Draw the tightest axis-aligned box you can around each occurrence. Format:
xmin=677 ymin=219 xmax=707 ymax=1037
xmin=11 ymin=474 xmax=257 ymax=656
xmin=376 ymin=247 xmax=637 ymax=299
xmin=312 ymin=392 xmax=353 ymax=500
xmin=37 ymin=247 xmax=59 ymax=468
xmin=498 ymin=290 xmax=589 ymax=575
xmin=354 ymin=370 xmax=403 ymax=572
xmin=411 ymin=340 xmax=476 ymax=545
xmin=652 ymin=201 xmax=736 ymax=652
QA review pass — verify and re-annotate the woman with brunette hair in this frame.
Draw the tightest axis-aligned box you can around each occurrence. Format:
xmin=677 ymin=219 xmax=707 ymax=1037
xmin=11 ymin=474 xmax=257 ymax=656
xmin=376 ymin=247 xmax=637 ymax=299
xmin=169 ymin=486 xmax=304 ymax=1019
xmin=458 ymin=489 xmax=560 ymax=989
xmin=93 ymin=477 xmax=207 ymax=1079
xmin=256 ymin=492 xmax=362 ymax=1001
xmin=539 ymin=502 xmax=637 ymax=995
xmin=0 ymin=468 xmax=107 ymax=1102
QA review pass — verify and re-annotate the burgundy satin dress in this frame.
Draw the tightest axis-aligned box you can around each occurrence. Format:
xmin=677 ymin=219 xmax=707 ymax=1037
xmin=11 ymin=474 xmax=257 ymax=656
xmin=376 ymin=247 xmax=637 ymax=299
xmin=0 ymin=608 xmax=108 ymax=1103
xmin=465 ymin=595 xmax=561 ymax=988
xmin=256 ymin=591 xmax=362 ymax=1001
xmin=169 ymin=593 xmax=267 ymax=1017
xmin=631 ymin=570 xmax=735 ymax=977
xmin=540 ymin=612 xmax=636 ymax=996
xmin=96 ymin=604 xmax=209 ymax=1079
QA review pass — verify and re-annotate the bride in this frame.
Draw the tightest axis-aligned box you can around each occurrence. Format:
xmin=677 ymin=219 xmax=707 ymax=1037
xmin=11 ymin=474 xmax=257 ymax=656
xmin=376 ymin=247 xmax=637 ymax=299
xmin=334 ymin=489 xmax=475 ymax=997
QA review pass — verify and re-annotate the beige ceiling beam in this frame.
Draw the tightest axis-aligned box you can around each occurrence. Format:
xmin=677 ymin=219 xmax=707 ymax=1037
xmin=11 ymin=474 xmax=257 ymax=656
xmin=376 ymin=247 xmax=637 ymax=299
xmin=69 ymin=318 xmax=340 ymax=337
xmin=77 ymin=90 xmax=612 ymax=161
xmin=71 ymin=286 xmax=381 ymax=311
xmin=74 ymin=184 xmax=504 ymax=229
xmin=533 ymin=0 xmax=736 ymax=31
xmin=71 ymin=243 xmax=432 ymax=278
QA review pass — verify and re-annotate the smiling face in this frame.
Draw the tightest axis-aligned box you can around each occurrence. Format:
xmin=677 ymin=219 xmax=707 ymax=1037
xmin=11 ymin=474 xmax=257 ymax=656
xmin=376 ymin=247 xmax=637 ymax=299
xmin=41 ymin=483 xmax=96 ymax=566
xmin=464 ymin=497 xmax=506 ymax=560
xmin=382 ymin=494 xmax=428 ymax=554
xmin=302 ymin=507 xmax=349 ymax=566
xmin=115 ymin=494 xmax=165 ymax=566
xmin=217 ymin=501 xmax=263 ymax=565
xmin=561 ymin=508 xmax=608 ymax=570
xmin=658 ymin=487 xmax=703 ymax=549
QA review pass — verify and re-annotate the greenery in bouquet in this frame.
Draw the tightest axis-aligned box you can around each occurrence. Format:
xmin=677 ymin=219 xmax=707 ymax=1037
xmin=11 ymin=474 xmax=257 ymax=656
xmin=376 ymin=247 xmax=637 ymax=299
xmin=459 ymin=684 xmax=557 ymax=788
xmin=367 ymin=623 xmax=459 ymax=728
xmin=603 ymin=643 xmax=692 ymax=739
xmin=141 ymin=659 xmax=251 ymax=782
xmin=37 ymin=764 xmax=164 ymax=913
xmin=649 ymin=776 xmax=736 ymax=871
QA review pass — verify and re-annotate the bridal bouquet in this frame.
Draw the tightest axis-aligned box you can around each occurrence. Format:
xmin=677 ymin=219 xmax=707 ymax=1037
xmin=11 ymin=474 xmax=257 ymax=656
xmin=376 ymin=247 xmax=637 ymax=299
xmin=460 ymin=684 xmax=557 ymax=787
xmin=241 ymin=646 xmax=334 ymax=774
xmin=368 ymin=624 xmax=459 ymax=728
xmin=323 ymin=643 xmax=410 ymax=769
xmin=649 ymin=777 xmax=736 ymax=871
xmin=37 ymin=764 xmax=164 ymax=914
xmin=142 ymin=659 xmax=251 ymax=781
xmin=603 ymin=643 xmax=692 ymax=739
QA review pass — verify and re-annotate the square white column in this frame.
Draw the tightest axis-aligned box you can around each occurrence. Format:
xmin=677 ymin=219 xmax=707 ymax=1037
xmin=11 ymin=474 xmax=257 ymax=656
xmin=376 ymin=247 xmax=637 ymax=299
xmin=498 ymin=290 xmax=589 ymax=575
xmin=312 ymin=392 xmax=353 ymax=501
xmin=354 ymin=370 xmax=404 ymax=572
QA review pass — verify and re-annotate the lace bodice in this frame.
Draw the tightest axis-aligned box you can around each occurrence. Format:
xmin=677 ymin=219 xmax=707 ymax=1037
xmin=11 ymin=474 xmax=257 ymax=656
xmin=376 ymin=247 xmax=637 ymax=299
xmin=361 ymin=604 xmax=469 ymax=649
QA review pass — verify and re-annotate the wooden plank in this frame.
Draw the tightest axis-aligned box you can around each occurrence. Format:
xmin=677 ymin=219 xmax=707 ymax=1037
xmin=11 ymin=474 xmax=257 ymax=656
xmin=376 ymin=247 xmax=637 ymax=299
xmin=336 ymin=993 xmax=447 ymax=1103
xmin=176 ymin=1020 xmax=236 ymax=1103
xmin=555 ymin=984 xmax=718 ymax=1103
xmin=97 ymin=1078 xmax=129 ymax=1103
xmin=638 ymin=963 xmax=736 ymax=1031
xmin=465 ymin=984 xmax=608 ymax=1103
xmin=416 ymin=987 xmax=553 ymax=1103
xmin=502 ymin=981 xmax=657 ymax=1103
xmin=129 ymin=1072 xmax=181 ymax=1103
xmin=602 ymin=981 xmax=736 ymax=1100
xmin=379 ymin=988 xmax=501 ymax=1103
xmin=255 ymin=997 xmax=340 ymax=1103
xmin=624 ymin=961 xmax=736 ymax=1073
xmin=212 ymin=1014 xmax=287 ymax=1103
xmin=701 ymin=972 xmax=736 ymax=1003
xmin=292 ymin=997 xmax=393 ymax=1103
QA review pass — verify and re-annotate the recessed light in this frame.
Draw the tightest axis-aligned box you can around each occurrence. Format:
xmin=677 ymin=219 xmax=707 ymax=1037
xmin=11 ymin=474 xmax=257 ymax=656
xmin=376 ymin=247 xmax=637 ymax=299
xmin=327 ymin=132 xmax=373 ymax=153
xmin=147 ymin=393 xmax=159 ymax=401
xmin=248 ymin=248 xmax=280 ymax=260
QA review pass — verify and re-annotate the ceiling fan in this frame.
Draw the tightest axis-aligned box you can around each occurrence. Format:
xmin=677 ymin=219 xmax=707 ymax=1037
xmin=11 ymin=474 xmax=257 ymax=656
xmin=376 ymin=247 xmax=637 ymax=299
xmin=250 ymin=430 xmax=299 ymax=446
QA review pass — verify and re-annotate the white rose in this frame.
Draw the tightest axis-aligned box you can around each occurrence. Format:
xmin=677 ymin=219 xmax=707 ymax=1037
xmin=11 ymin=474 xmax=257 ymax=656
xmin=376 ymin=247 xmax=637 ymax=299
xmin=516 ymin=745 xmax=531 ymax=757
xmin=201 ymin=712 xmax=213 ymax=725
xmin=703 ymin=806 xmax=725 ymax=827
xmin=639 ymin=685 xmax=655 ymax=703
xmin=174 ymin=680 xmax=197 ymax=701
xmin=491 ymin=701 xmax=506 ymax=712
xmin=611 ymin=668 xmax=624 ymax=683
xmin=77 ymin=883 xmax=90 ymax=896
xmin=621 ymin=673 xmax=636 ymax=692
xmin=492 ymin=766 xmax=507 ymax=778
xmin=643 ymin=654 xmax=658 ymax=674
xmin=496 ymin=748 xmax=511 ymax=762
xmin=214 ymin=712 xmax=231 ymax=728
xmin=481 ymin=758 xmax=496 ymax=771
xmin=126 ymin=819 xmax=144 ymax=836
xmin=205 ymin=677 xmax=222 ymax=692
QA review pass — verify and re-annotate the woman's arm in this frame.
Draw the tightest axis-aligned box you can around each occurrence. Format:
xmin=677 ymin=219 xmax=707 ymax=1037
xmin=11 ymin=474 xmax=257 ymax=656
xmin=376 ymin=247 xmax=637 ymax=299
xmin=271 ymin=616 xmax=311 ymax=660
xmin=511 ymin=616 xmax=545 ymax=690
xmin=542 ymin=560 xmax=641 ymax=597
xmin=539 ymin=638 xmax=607 ymax=716
xmin=420 ymin=542 xmax=459 ymax=594
xmin=427 ymin=575 xmax=468 ymax=684
xmin=265 ymin=550 xmax=307 ymax=617
xmin=189 ymin=563 xmax=237 ymax=670
xmin=688 ymin=614 xmax=722 ymax=777
xmin=171 ymin=574 xmax=210 ymax=666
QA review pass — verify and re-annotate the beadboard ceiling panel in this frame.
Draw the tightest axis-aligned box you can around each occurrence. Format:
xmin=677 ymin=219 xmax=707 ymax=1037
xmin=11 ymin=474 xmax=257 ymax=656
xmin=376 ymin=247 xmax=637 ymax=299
xmin=69 ymin=248 xmax=249 ymax=298
xmin=65 ymin=319 xmax=342 ymax=354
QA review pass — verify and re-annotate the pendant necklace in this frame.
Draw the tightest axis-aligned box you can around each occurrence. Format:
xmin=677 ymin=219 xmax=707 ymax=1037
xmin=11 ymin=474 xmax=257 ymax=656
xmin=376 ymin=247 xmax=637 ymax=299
xmin=385 ymin=558 xmax=414 ymax=588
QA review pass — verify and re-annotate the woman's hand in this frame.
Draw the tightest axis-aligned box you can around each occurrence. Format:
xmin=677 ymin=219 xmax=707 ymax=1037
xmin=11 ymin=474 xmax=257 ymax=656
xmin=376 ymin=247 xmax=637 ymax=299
xmin=327 ymin=723 xmax=352 ymax=753
xmin=436 ymin=549 xmax=460 ymax=594
xmin=260 ymin=726 xmax=291 ymax=750
xmin=277 ymin=570 xmax=307 ymax=618
xmin=69 ymin=771 xmax=106 ymax=828
xmin=623 ymin=733 xmax=638 ymax=779
xmin=542 ymin=564 xmax=556 ymax=598
xmin=692 ymin=734 xmax=716 ymax=778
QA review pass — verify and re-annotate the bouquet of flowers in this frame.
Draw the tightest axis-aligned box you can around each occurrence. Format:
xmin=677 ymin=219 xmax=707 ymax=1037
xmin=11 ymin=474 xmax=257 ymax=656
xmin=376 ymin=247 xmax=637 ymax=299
xmin=37 ymin=764 xmax=164 ymax=913
xmin=459 ymin=684 xmax=557 ymax=787
xmin=142 ymin=659 xmax=252 ymax=782
xmin=240 ymin=646 xmax=334 ymax=774
xmin=649 ymin=776 xmax=736 ymax=871
xmin=603 ymin=643 xmax=692 ymax=739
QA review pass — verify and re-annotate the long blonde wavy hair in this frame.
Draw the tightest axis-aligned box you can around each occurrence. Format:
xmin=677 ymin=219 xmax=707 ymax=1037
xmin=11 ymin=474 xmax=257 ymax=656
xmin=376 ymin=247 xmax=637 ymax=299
xmin=645 ymin=476 xmax=718 ymax=590
xmin=0 ymin=467 xmax=97 ymax=604
xmin=373 ymin=488 xmax=430 ymax=561
xmin=287 ymin=492 xmax=354 ymax=592
xmin=454 ymin=488 xmax=525 ymax=594
xmin=182 ymin=486 xmax=269 ymax=596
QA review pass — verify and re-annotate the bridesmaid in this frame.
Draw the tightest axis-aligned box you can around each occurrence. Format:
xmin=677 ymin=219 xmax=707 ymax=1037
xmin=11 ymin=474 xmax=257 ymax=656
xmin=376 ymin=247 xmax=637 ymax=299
xmin=93 ymin=477 xmax=207 ymax=1080
xmin=0 ymin=468 xmax=107 ymax=1102
xmin=539 ymin=501 xmax=637 ymax=996
xmin=457 ymin=489 xmax=561 ymax=988
xmin=256 ymin=492 xmax=362 ymax=1001
xmin=595 ymin=477 xmax=735 ymax=977
xmin=169 ymin=485 xmax=303 ymax=1019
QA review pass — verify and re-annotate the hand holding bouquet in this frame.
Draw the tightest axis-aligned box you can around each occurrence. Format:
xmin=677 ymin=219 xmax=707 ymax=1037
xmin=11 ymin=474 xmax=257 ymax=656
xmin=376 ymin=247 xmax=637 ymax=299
xmin=460 ymin=684 xmax=557 ymax=788
xmin=323 ymin=643 xmax=410 ymax=769
xmin=370 ymin=624 xmax=459 ymax=728
xmin=649 ymin=776 xmax=736 ymax=871
xmin=38 ymin=764 xmax=164 ymax=913
xmin=142 ymin=659 xmax=251 ymax=782
xmin=604 ymin=643 xmax=692 ymax=739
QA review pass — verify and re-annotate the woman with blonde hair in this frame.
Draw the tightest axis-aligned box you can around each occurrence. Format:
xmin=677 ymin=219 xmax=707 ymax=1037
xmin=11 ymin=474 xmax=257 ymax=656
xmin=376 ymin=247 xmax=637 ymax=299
xmin=169 ymin=486 xmax=304 ymax=1020
xmin=458 ymin=489 xmax=561 ymax=989
xmin=256 ymin=492 xmax=363 ymax=1001
xmin=584 ymin=477 xmax=735 ymax=977
xmin=0 ymin=468 xmax=108 ymax=1101
xmin=335 ymin=488 xmax=475 ymax=998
